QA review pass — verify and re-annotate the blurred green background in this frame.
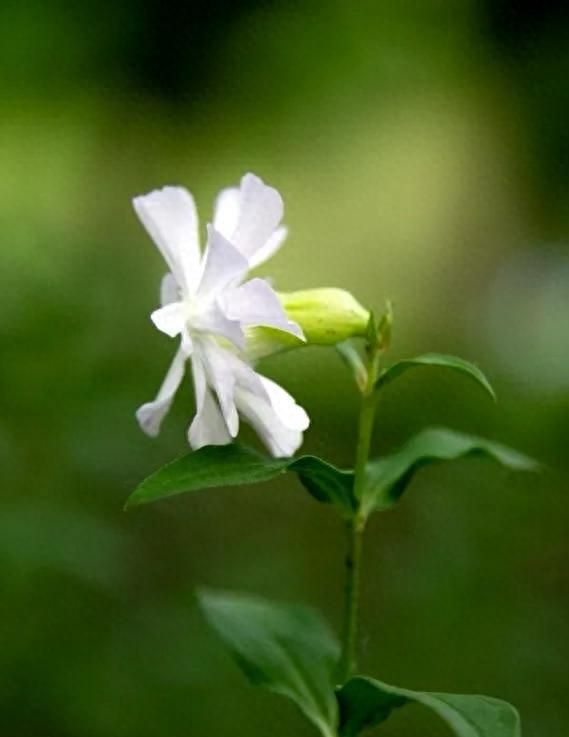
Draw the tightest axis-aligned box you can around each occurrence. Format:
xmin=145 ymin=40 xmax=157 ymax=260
xmin=2 ymin=1 xmax=568 ymax=735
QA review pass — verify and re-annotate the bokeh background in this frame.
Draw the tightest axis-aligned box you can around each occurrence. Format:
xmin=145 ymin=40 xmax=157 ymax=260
xmin=2 ymin=1 xmax=568 ymax=735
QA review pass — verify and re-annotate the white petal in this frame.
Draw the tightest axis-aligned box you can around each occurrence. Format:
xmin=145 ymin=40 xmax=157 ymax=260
xmin=213 ymin=186 xmax=241 ymax=240
xmin=223 ymin=278 xmax=304 ymax=339
xmin=221 ymin=347 xmax=268 ymax=397
xmin=259 ymin=375 xmax=310 ymax=431
xmin=136 ymin=348 xmax=186 ymax=437
xmin=231 ymin=174 xmax=284 ymax=263
xmin=193 ymin=300 xmax=245 ymax=349
xmin=234 ymin=374 xmax=308 ymax=457
xmin=133 ymin=186 xmax=201 ymax=295
xmin=180 ymin=328 xmax=194 ymax=355
xmin=197 ymin=339 xmax=240 ymax=437
xmin=150 ymin=301 xmax=186 ymax=338
xmin=188 ymin=354 xmax=232 ymax=449
xmin=197 ymin=226 xmax=249 ymax=300
xmin=248 ymin=225 xmax=288 ymax=269
xmin=160 ymin=272 xmax=179 ymax=306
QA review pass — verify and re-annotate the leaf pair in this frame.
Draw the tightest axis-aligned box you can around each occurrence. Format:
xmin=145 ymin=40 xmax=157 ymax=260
xmin=126 ymin=444 xmax=355 ymax=514
xmin=199 ymin=589 xmax=521 ymax=737
xmin=126 ymin=429 xmax=537 ymax=519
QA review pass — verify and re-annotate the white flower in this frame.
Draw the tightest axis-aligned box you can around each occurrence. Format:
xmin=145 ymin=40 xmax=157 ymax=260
xmin=133 ymin=173 xmax=309 ymax=457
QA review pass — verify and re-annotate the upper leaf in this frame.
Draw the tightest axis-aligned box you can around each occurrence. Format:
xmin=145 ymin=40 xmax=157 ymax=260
xmin=375 ymin=353 xmax=496 ymax=401
xmin=126 ymin=444 xmax=355 ymax=514
xmin=337 ymin=676 xmax=521 ymax=737
xmin=198 ymin=588 xmax=340 ymax=737
xmin=362 ymin=427 xmax=538 ymax=514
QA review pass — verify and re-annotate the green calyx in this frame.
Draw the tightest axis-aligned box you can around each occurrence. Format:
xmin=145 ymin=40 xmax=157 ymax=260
xmin=244 ymin=288 xmax=370 ymax=361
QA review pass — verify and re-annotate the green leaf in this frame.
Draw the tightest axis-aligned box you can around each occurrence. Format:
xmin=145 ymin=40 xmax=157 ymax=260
xmin=336 ymin=340 xmax=367 ymax=391
xmin=291 ymin=456 xmax=355 ymax=513
xmin=126 ymin=444 xmax=356 ymax=514
xmin=375 ymin=353 xmax=496 ymax=401
xmin=337 ymin=676 xmax=521 ymax=737
xmin=126 ymin=445 xmax=288 ymax=508
xmin=363 ymin=427 xmax=538 ymax=514
xmin=198 ymin=588 xmax=340 ymax=737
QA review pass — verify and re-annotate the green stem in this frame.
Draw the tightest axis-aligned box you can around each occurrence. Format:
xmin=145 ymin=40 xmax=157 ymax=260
xmin=339 ymin=344 xmax=381 ymax=683
xmin=339 ymin=514 xmax=365 ymax=682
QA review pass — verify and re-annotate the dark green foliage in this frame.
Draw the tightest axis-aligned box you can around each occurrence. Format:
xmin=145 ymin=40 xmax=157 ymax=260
xmin=337 ymin=676 xmax=521 ymax=737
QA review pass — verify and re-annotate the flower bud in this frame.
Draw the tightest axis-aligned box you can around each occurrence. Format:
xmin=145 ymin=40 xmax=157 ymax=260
xmin=245 ymin=288 xmax=369 ymax=360
xmin=280 ymin=288 xmax=370 ymax=344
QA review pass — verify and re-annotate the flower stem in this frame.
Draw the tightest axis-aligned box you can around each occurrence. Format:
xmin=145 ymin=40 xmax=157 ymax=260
xmin=339 ymin=513 xmax=365 ymax=682
xmin=339 ymin=342 xmax=382 ymax=683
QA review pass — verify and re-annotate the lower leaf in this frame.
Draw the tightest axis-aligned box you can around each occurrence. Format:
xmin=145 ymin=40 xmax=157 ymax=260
xmin=198 ymin=588 xmax=340 ymax=737
xmin=337 ymin=676 xmax=521 ymax=737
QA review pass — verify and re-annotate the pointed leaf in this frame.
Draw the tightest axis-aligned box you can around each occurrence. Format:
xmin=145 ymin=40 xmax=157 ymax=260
xmin=376 ymin=353 xmax=496 ymax=401
xmin=198 ymin=589 xmax=340 ymax=737
xmin=337 ymin=676 xmax=521 ymax=737
xmin=126 ymin=444 xmax=355 ymax=514
xmin=363 ymin=427 xmax=538 ymax=514
xmin=126 ymin=444 xmax=289 ymax=508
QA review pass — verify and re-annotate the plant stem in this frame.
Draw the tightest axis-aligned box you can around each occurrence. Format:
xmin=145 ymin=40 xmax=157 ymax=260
xmin=339 ymin=514 xmax=365 ymax=682
xmin=339 ymin=344 xmax=381 ymax=683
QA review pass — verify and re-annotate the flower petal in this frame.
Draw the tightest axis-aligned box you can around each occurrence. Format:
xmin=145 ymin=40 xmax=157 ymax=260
xmin=231 ymin=174 xmax=284 ymax=263
xmin=197 ymin=226 xmax=249 ymax=300
xmin=193 ymin=300 xmax=245 ymax=349
xmin=150 ymin=301 xmax=186 ymax=338
xmin=224 ymin=277 xmax=304 ymax=339
xmin=197 ymin=339 xmax=240 ymax=437
xmin=234 ymin=375 xmax=309 ymax=457
xmin=160 ymin=272 xmax=180 ymax=306
xmin=259 ymin=375 xmax=310 ymax=431
xmin=213 ymin=186 xmax=241 ymax=239
xmin=133 ymin=186 xmax=201 ymax=295
xmin=136 ymin=348 xmax=186 ymax=437
xmin=188 ymin=353 xmax=232 ymax=449
xmin=248 ymin=225 xmax=288 ymax=269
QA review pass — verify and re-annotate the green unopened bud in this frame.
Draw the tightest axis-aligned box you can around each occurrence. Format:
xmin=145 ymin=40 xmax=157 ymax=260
xmin=280 ymin=288 xmax=370 ymax=345
xmin=244 ymin=288 xmax=370 ymax=361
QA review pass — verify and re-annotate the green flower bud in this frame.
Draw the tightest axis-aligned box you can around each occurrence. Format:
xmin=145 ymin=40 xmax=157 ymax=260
xmin=280 ymin=288 xmax=370 ymax=344
xmin=245 ymin=288 xmax=370 ymax=360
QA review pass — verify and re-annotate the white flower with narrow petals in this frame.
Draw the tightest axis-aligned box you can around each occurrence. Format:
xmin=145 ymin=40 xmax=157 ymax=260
xmin=134 ymin=173 xmax=309 ymax=457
